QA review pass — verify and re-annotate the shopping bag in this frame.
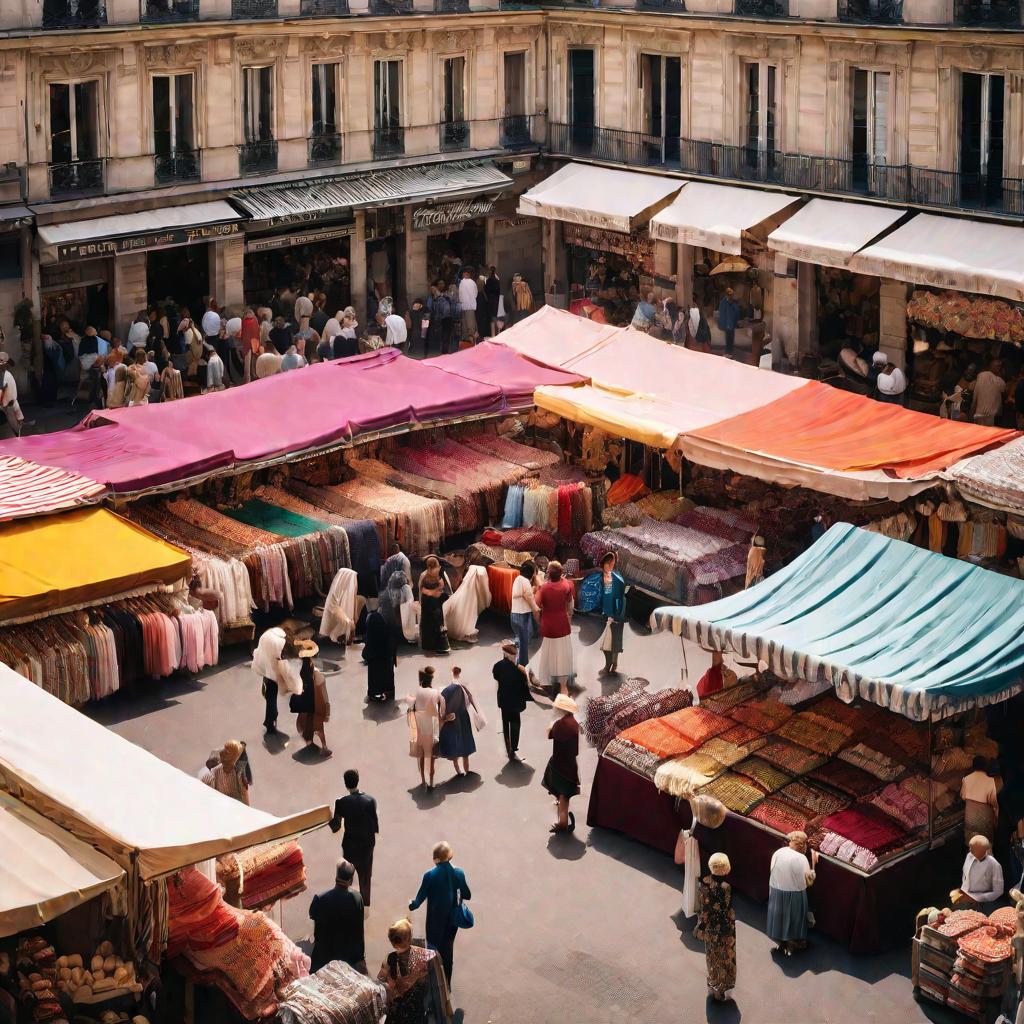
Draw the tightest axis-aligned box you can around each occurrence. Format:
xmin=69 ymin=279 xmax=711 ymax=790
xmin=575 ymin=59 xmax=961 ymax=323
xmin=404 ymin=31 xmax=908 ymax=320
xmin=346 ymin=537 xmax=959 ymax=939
xmin=471 ymin=707 xmax=488 ymax=732
xmin=497 ymin=295 xmax=507 ymax=320
xmin=597 ymin=621 xmax=613 ymax=652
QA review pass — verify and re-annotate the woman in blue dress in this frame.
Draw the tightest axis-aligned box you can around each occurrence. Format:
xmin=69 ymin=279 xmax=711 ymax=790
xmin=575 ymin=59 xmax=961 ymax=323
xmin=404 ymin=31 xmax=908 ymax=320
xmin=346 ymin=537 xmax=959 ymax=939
xmin=578 ymin=551 xmax=627 ymax=675
xmin=438 ymin=667 xmax=479 ymax=778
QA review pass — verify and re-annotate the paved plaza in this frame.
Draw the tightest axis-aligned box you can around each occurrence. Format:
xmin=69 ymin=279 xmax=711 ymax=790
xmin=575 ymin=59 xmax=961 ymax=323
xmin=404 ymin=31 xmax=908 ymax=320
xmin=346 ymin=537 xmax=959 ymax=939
xmin=88 ymin=613 xmax=949 ymax=1024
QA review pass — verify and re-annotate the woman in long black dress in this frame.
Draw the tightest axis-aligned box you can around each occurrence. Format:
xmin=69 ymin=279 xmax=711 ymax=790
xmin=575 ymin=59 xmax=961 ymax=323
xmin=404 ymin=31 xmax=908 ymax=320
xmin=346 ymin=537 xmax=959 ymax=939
xmin=542 ymin=693 xmax=580 ymax=834
xmin=364 ymin=608 xmax=397 ymax=702
xmin=418 ymin=556 xmax=450 ymax=653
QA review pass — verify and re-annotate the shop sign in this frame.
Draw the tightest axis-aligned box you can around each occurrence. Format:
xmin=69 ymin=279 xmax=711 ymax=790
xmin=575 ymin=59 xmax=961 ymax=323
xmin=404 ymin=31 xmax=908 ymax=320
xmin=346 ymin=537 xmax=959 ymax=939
xmin=56 ymin=221 xmax=239 ymax=262
xmin=497 ymin=216 xmax=532 ymax=228
xmin=412 ymin=197 xmax=497 ymax=232
xmin=510 ymin=158 xmax=531 ymax=175
xmin=253 ymin=210 xmax=343 ymax=229
xmin=247 ymin=224 xmax=355 ymax=254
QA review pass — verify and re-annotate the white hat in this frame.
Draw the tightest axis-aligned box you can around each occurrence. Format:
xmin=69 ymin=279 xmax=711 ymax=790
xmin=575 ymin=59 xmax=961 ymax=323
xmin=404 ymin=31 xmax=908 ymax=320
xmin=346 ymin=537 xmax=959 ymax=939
xmin=872 ymin=351 xmax=888 ymax=365
xmin=553 ymin=694 xmax=578 ymax=714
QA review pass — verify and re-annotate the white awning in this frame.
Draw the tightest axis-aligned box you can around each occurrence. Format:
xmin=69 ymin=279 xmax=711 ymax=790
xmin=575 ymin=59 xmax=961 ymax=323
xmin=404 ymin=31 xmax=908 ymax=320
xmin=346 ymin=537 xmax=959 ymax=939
xmin=0 ymin=664 xmax=329 ymax=880
xmin=0 ymin=791 xmax=124 ymax=938
xmin=517 ymin=162 xmax=682 ymax=233
xmin=848 ymin=213 xmax=1024 ymax=302
xmin=36 ymin=201 xmax=243 ymax=264
xmin=650 ymin=182 xmax=801 ymax=255
xmin=767 ymin=198 xmax=906 ymax=269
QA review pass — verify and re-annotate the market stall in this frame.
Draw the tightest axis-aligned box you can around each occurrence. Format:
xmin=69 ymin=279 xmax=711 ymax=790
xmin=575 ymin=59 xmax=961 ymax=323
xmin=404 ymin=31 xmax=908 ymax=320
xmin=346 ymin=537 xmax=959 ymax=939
xmin=587 ymin=524 xmax=1024 ymax=952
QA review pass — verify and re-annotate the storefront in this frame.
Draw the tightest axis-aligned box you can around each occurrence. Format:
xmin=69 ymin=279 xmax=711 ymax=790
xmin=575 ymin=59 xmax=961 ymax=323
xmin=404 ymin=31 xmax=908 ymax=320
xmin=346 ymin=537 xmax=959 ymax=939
xmin=39 ymin=259 xmax=112 ymax=336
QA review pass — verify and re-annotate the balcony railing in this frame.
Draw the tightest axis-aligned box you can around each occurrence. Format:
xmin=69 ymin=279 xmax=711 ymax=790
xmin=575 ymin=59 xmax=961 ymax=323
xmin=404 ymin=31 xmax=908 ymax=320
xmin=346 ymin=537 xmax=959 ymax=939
xmin=954 ymin=0 xmax=1019 ymax=21
xmin=238 ymin=139 xmax=278 ymax=176
xmin=308 ymin=132 xmax=343 ymax=166
xmin=439 ymin=121 xmax=471 ymax=152
xmin=636 ymin=0 xmax=686 ymax=9
xmin=838 ymin=0 xmax=902 ymax=20
xmin=42 ymin=0 xmax=106 ymax=27
xmin=373 ymin=127 xmax=405 ymax=158
xmin=300 ymin=0 xmax=349 ymax=12
xmin=369 ymin=0 xmax=413 ymax=11
xmin=141 ymin=0 xmax=199 ymax=20
xmin=231 ymin=0 xmax=278 ymax=16
xmin=435 ymin=0 xmax=470 ymax=8
xmin=734 ymin=0 xmax=789 ymax=15
xmin=49 ymin=159 xmax=104 ymax=198
xmin=500 ymin=114 xmax=534 ymax=149
xmin=549 ymin=123 xmax=680 ymax=169
xmin=155 ymin=150 xmax=201 ymax=184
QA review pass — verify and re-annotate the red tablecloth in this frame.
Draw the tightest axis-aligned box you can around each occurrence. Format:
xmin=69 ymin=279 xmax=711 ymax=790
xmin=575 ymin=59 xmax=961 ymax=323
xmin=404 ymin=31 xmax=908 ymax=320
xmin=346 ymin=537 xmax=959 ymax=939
xmin=486 ymin=564 xmax=517 ymax=616
xmin=586 ymin=756 xmax=961 ymax=954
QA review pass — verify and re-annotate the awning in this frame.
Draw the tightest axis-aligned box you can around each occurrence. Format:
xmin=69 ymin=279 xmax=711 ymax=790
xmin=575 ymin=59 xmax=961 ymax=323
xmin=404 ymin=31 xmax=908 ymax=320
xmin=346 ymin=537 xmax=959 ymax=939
xmin=0 ymin=454 xmax=106 ymax=523
xmin=0 ymin=205 xmax=33 ymax=226
xmin=496 ymin=305 xmax=621 ymax=367
xmin=0 ymin=790 xmax=124 ymax=938
xmin=767 ymin=198 xmax=905 ymax=269
xmin=232 ymin=160 xmax=511 ymax=223
xmin=649 ymin=182 xmax=800 ymax=255
xmin=36 ymin=201 xmax=242 ymax=264
xmin=947 ymin=436 xmax=1024 ymax=514
xmin=651 ymin=523 xmax=1024 ymax=721
xmin=425 ymin=341 xmax=587 ymax=408
xmin=848 ymin=213 xmax=1024 ymax=302
xmin=0 ymin=664 xmax=330 ymax=879
xmin=0 ymin=508 xmax=191 ymax=622
xmin=517 ymin=162 xmax=682 ymax=233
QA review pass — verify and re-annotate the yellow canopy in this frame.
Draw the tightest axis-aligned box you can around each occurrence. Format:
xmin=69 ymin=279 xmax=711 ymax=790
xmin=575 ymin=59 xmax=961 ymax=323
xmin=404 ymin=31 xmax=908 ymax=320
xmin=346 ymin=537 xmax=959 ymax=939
xmin=0 ymin=508 xmax=191 ymax=622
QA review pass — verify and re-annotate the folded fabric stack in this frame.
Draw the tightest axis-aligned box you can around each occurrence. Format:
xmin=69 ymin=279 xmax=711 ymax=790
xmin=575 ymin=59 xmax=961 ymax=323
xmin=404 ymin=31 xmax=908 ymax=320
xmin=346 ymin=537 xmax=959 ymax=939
xmin=462 ymin=433 xmax=562 ymax=471
xmin=948 ymin=924 xmax=1014 ymax=1017
xmin=812 ymin=694 xmax=883 ymax=733
xmin=601 ymin=502 xmax=644 ymax=529
xmin=868 ymin=714 xmax=929 ymax=765
xmin=496 ymin=527 xmax=558 ymax=558
xmin=727 ymin=698 xmax=794 ymax=734
xmin=817 ymin=830 xmax=879 ymax=871
xmin=700 ymin=682 xmax=763 ymax=715
xmin=635 ymin=491 xmax=695 ymax=522
xmin=602 ymin=736 xmax=665 ymax=780
xmin=865 ymin=780 xmax=929 ymax=831
xmin=673 ymin=506 xmax=758 ymax=544
xmin=324 ymin=478 xmax=447 ymax=556
xmin=820 ymin=804 xmax=907 ymax=854
xmin=807 ymin=760 xmax=882 ymax=799
xmin=777 ymin=780 xmax=850 ymax=819
xmin=838 ymin=743 xmax=906 ymax=782
xmin=277 ymin=960 xmax=388 ymax=1024
xmin=217 ymin=841 xmax=307 ymax=911
xmin=699 ymin=772 xmax=767 ymax=814
xmin=607 ymin=474 xmax=649 ymax=507
xmin=750 ymin=798 xmax=814 ymax=834
xmin=757 ymin=740 xmax=827 ymax=777
xmin=774 ymin=710 xmax=854 ymax=757
xmin=584 ymin=677 xmax=649 ymax=750
xmin=619 ymin=717 xmax=697 ymax=760
xmin=603 ymin=688 xmax=694 ymax=751
xmin=167 ymin=866 xmax=309 ymax=1019
xmin=663 ymin=706 xmax=733 ymax=748
xmin=699 ymin=736 xmax=754 ymax=768
xmin=655 ymin=749 xmax=728 ymax=795
xmin=717 ymin=724 xmax=769 ymax=754
xmin=733 ymin=756 xmax=793 ymax=795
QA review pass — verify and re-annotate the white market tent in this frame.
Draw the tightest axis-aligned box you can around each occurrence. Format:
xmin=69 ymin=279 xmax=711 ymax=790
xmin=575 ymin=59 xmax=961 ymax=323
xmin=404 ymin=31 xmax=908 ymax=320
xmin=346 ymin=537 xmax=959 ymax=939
xmin=0 ymin=790 xmax=124 ymax=937
xmin=0 ymin=664 xmax=329 ymax=880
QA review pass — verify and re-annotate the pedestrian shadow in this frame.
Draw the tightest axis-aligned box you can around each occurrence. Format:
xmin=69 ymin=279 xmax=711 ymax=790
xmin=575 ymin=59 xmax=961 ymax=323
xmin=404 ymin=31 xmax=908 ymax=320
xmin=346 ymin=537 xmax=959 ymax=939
xmin=705 ymin=995 xmax=741 ymax=1024
xmin=494 ymin=761 xmax=536 ymax=788
xmin=291 ymin=744 xmax=331 ymax=765
xmin=546 ymin=833 xmax=587 ymax=860
xmin=261 ymin=731 xmax=290 ymax=756
xmin=362 ymin=700 xmax=404 ymax=724
xmin=408 ymin=784 xmax=445 ymax=810
xmin=440 ymin=771 xmax=485 ymax=794
xmin=670 ymin=908 xmax=704 ymax=953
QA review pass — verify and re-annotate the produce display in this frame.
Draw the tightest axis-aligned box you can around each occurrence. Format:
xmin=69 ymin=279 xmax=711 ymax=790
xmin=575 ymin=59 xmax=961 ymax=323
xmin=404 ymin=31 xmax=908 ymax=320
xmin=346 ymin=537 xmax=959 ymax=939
xmin=54 ymin=942 xmax=143 ymax=1002
xmin=907 ymin=288 xmax=1024 ymax=343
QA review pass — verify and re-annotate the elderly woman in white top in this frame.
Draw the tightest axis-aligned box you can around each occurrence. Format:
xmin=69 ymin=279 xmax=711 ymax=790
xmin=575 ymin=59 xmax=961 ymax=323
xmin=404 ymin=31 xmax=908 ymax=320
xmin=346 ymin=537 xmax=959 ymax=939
xmin=767 ymin=830 xmax=817 ymax=956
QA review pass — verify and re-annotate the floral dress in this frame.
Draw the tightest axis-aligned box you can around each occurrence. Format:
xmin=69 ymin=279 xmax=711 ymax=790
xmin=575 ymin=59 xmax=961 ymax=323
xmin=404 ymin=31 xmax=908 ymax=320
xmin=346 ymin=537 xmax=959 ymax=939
xmin=696 ymin=877 xmax=736 ymax=996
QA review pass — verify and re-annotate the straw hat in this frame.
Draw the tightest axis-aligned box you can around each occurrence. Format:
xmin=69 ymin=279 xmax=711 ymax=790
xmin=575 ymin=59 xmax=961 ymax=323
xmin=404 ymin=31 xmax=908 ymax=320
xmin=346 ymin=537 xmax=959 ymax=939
xmin=553 ymin=694 xmax=578 ymax=714
xmin=296 ymin=640 xmax=319 ymax=659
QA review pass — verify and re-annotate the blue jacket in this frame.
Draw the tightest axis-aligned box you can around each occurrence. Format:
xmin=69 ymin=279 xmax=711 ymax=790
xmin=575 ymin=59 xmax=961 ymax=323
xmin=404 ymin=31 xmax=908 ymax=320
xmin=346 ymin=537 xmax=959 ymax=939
xmin=409 ymin=862 xmax=471 ymax=944
xmin=717 ymin=296 xmax=741 ymax=331
xmin=577 ymin=570 xmax=626 ymax=620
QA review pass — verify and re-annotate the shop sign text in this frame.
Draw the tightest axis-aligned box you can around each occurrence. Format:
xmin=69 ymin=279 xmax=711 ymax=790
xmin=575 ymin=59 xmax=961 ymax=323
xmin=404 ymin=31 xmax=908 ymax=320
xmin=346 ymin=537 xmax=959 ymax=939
xmin=57 ymin=221 xmax=239 ymax=262
xmin=412 ymin=197 xmax=496 ymax=231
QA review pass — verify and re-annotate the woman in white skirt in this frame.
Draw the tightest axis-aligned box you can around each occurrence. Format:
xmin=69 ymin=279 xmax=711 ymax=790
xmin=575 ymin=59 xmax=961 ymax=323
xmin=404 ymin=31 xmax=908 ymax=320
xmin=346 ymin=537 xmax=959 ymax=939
xmin=533 ymin=561 xmax=576 ymax=696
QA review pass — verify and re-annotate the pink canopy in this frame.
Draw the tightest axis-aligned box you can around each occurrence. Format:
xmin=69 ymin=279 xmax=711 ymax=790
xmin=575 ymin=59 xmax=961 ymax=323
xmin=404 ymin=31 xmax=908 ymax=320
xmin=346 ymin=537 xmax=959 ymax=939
xmin=497 ymin=305 xmax=619 ymax=368
xmin=425 ymin=341 xmax=587 ymax=407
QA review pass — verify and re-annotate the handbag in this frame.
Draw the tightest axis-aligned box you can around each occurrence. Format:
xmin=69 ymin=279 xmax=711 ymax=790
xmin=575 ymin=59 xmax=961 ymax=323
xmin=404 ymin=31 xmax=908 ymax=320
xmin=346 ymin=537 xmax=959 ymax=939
xmin=451 ymin=895 xmax=474 ymax=930
xmin=496 ymin=294 xmax=507 ymax=320
xmin=462 ymin=684 xmax=487 ymax=732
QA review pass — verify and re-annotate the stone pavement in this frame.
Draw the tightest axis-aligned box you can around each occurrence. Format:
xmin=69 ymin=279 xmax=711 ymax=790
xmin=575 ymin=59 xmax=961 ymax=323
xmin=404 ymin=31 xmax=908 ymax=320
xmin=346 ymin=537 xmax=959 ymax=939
xmin=87 ymin=613 xmax=946 ymax=1024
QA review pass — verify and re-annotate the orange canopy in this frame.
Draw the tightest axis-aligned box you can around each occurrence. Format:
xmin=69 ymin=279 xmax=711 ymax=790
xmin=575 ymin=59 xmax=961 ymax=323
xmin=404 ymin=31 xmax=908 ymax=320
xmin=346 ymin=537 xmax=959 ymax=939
xmin=691 ymin=382 xmax=1018 ymax=477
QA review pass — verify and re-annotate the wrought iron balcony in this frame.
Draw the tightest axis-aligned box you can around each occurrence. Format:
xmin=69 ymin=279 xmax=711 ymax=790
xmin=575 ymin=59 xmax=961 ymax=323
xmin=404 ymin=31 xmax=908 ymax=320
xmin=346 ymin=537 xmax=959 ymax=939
xmin=500 ymin=115 xmax=534 ymax=149
xmin=155 ymin=150 xmax=201 ymax=185
xmin=439 ymin=121 xmax=471 ymax=152
xmin=238 ymin=139 xmax=278 ymax=176
xmin=373 ymin=127 xmax=405 ymax=158
xmin=42 ymin=0 xmax=106 ymax=27
xmin=435 ymin=0 xmax=470 ymax=8
xmin=369 ymin=0 xmax=412 ymax=11
xmin=48 ymin=159 xmax=104 ymax=198
xmin=838 ymin=0 xmax=901 ymax=20
xmin=300 ymin=0 xmax=349 ymax=12
xmin=141 ymin=0 xmax=199 ymax=20
xmin=549 ymin=123 xmax=679 ymax=169
xmin=734 ymin=0 xmax=789 ymax=15
xmin=308 ymin=133 xmax=343 ymax=167
xmin=231 ymin=0 xmax=278 ymax=16
xmin=636 ymin=0 xmax=686 ymax=9
xmin=954 ymin=0 xmax=1019 ymax=22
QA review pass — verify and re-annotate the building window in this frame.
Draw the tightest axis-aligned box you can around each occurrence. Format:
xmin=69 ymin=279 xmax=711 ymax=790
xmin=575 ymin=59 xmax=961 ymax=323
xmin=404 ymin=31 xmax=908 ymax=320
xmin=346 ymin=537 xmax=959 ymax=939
xmin=640 ymin=53 xmax=682 ymax=163
xmin=961 ymin=72 xmax=1005 ymax=205
xmin=50 ymin=81 xmax=99 ymax=165
xmin=310 ymin=63 xmax=341 ymax=165
xmin=154 ymin=73 xmax=198 ymax=182
xmin=373 ymin=59 xmax=403 ymax=157
xmin=504 ymin=52 xmax=526 ymax=118
xmin=440 ymin=57 xmax=468 ymax=151
xmin=850 ymin=69 xmax=890 ymax=191
xmin=743 ymin=61 xmax=777 ymax=171
xmin=568 ymin=48 xmax=595 ymax=152
xmin=243 ymin=65 xmax=275 ymax=143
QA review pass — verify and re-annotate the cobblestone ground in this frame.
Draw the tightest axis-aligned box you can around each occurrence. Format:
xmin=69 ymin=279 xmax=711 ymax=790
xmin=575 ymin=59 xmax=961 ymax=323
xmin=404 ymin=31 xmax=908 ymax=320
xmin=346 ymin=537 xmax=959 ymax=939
xmin=88 ymin=613 xmax=947 ymax=1024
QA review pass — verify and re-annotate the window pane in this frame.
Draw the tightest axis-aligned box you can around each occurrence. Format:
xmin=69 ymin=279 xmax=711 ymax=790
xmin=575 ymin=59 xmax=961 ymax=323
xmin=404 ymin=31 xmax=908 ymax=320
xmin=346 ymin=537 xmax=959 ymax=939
xmin=325 ymin=64 xmax=338 ymax=134
xmin=745 ymin=63 xmax=759 ymax=151
xmin=50 ymin=83 xmax=72 ymax=163
xmin=258 ymin=66 xmax=273 ymax=140
xmin=176 ymin=74 xmax=194 ymax=151
xmin=504 ymin=52 xmax=525 ymax=117
xmin=872 ymin=72 xmax=889 ymax=162
xmin=74 ymin=81 xmax=97 ymax=160
xmin=312 ymin=65 xmax=324 ymax=133
xmin=766 ymin=65 xmax=776 ymax=151
xmin=153 ymin=76 xmax=171 ymax=157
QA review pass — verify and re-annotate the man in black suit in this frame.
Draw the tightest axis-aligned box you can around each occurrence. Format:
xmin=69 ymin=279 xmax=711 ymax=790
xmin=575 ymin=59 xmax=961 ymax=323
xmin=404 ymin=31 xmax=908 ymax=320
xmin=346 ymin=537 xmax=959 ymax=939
xmin=329 ymin=769 xmax=379 ymax=907
xmin=308 ymin=860 xmax=365 ymax=973
xmin=493 ymin=639 xmax=531 ymax=761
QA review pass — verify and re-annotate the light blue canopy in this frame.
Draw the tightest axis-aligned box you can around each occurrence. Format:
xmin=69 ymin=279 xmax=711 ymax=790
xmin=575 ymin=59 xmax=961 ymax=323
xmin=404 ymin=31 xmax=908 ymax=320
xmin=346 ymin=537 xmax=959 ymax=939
xmin=651 ymin=522 xmax=1024 ymax=721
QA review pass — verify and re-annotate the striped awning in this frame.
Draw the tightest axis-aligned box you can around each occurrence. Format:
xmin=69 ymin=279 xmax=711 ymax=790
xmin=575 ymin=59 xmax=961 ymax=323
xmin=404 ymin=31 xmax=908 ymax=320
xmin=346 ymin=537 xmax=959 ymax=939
xmin=0 ymin=455 xmax=106 ymax=522
xmin=232 ymin=159 xmax=512 ymax=223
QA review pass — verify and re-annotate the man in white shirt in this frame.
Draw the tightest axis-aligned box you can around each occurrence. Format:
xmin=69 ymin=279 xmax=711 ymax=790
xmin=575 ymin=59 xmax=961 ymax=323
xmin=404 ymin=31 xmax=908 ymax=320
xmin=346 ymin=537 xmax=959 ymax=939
xmin=958 ymin=835 xmax=1004 ymax=909
xmin=457 ymin=269 xmax=479 ymax=344
xmin=251 ymin=626 xmax=301 ymax=737
xmin=127 ymin=314 xmax=150 ymax=350
xmin=384 ymin=310 xmax=408 ymax=349
xmin=0 ymin=352 xmax=24 ymax=438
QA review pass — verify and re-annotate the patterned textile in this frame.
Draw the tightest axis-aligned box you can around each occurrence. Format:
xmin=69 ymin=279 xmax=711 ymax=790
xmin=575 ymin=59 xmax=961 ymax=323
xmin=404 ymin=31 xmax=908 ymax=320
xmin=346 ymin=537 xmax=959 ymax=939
xmin=601 ymin=502 xmax=644 ymax=529
xmin=661 ymin=707 xmax=733 ymax=747
xmin=949 ymin=436 xmax=1024 ymax=513
xmin=619 ymin=717 xmax=698 ymax=760
xmin=278 ymin=961 xmax=387 ymax=1024
xmin=775 ymin=711 xmax=853 ymax=757
xmin=603 ymin=688 xmax=694 ymax=751
xmin=865 ymin=782 xmax=929 ymax=831
xmin=717 ymin=723 xmax=765 ymax=748
xmin=733 ymin=756 xmax=793 ymax=794
xmin=818 ymin=830 xmax=879 ymax=871
xmin=807 ymin=760 xmax=882 ymax=799
xmin=655 ymin=750 xmax=728 ymax=795
xmin=607 ymin=474 xmax=649 ymax=506
xmin=602 ymin=738 xmax=663 ymax=780
xmin=499 ymin=527 xmax=557 ymax=558
xmin=221 ymin=498 xmax=337 ymax=538
xmin=778 ymin=780 xmax=851 ymax=818
xmin=330 ymin=478 xmax=446 ymax=556
xmin=756 ymin=741 xmax=826 ymax=777
xmin=696 ymin=878 xmax=737 ymax=996
xmin=700 ymin=682 xmax=762 ymax=715
xmin=461 ymin=433 xmax=561 ymax=470
xmin=673 ymin=506 xmax=758 ymax=544
xmin=217 ymin=841 xmax=306 ymax=910
xmin=936 ymin=910 xmax=988 ymax=940
xmin=583 ymin=677 xmax=650 ymax=750
xmin=287 ymin=479 xmax=393 ymax=552
xmin=811 ymin=695 xmax=882 ymax=732
xmin=635 ymin=491 xmax=696 ymax=523
xmin=0 ymin=454 xmax=106 ymax=521
xmin=866 ymin=715 xmax=929 ymax=764
xmin=749 ymin=798 xmax=813 ymax=834
xmin=699 ymin=772 xmax=766 ymax=814
xmin=698 ymin=737 xmax=755 ymax=768
xmin=727 ymin=698 xmax=793 ymax=734
xmin=837 ymin=743 xmax=906 ymax=781
xmin=820 ymin=805 xmax=907 ymax=852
